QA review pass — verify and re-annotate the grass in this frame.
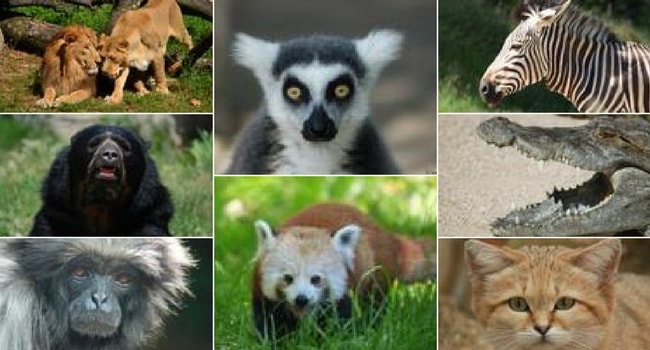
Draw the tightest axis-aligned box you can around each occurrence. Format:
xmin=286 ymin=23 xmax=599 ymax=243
xmin=0 ymin=116 xmax=212 ymax=236
xmin=438 ymin=0 xmax=650 ymax=113
xmin=0 ymin=5 xmax=212 ymax=113
xmin=214 ymin=176 xmax=437 ymax=350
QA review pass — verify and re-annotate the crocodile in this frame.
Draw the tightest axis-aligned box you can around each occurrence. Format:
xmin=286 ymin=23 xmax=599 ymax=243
xmin=476 ymin=116 xmax=650 ymax=237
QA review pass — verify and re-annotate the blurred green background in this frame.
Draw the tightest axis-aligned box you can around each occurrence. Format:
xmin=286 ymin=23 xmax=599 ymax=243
xmin=0 ymin=115 xmax=212 ymax=236
xmin=214 ymin=176 xmax=437 ymax=349
xmin=439 ymin=0 xmax=650 ymax=112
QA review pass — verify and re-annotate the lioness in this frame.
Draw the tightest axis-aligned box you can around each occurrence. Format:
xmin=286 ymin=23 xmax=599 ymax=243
xmin=100 ymin=0 xmax=193 ymax=104
xmin=36 ymin=26 xmax=101 ymax=108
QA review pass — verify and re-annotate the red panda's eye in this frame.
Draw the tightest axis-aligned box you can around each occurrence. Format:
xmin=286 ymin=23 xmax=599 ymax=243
xmin=310 ymin=275 xmax=321 ymax=285
xmin=283 ymin=274 xmax=293 ymax=285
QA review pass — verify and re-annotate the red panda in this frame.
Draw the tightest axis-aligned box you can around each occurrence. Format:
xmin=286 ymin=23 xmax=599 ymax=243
xmin=251 ymin=203 xmax=436 ymax=340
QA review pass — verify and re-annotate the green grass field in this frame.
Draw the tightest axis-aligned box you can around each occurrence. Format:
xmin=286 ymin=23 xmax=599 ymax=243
xmin=0 ymin=5 xmax=212 ymax=113
xmin=0 ymin=116 xmax=212 ymax=236
xmin=214 ymin=176 xmax=437 ymax=350
xmin=438 ymin=0 xmax=650 ymax=113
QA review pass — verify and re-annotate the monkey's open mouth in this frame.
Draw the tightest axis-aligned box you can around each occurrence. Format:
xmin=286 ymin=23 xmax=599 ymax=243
xmin=94 ymin=166 xmax=120 ymax=181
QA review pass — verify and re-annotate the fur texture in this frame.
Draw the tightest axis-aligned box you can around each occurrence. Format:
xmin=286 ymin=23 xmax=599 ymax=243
xmin=30 ymin=124 xmax=173 ymax=236
xmin=0 ymin=238 xmax=194 ymax=350
xmin=252 ymin=203 xmax=436 ymax=339
xmin=226 ymin=31 xmax=401 ymax=174
xmin=36 ymin=25 xmax=101 ymax=108
xmin=99 ymin=0 xmax=193 ymax=104
xmin=465 ymin=239 xmax=650 ymax=350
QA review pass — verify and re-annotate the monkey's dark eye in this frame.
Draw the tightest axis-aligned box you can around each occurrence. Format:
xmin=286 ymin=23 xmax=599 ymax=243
xmin=70 ymin=267 xmax=89 ymax=279
xmin=283 ymin=274 xmax=294 ymax=285
xmin=114 ymin=272 xmax=134 ymax=287
xmin=117 ymin=139 xmax=132 ymax=154
xmin=86 ymin=138 xmax=101 ymax=152
xmin=310 ymin=275 xmax=322 ymax=286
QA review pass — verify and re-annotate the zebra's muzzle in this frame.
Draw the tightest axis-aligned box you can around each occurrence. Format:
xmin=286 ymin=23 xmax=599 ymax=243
xmin=479 ymin=80 xmax=503 ymax=107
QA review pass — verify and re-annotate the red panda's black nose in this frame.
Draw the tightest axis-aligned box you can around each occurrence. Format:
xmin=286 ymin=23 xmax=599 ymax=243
xmin=295 ymin=295 xmax=309 ymax=308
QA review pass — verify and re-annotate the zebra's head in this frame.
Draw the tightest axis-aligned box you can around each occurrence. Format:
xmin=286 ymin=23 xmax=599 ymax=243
xmin=479 ymin=0 xmax=571 ymax=107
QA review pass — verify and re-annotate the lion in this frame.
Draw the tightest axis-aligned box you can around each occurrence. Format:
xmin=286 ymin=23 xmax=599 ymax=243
xmin=99 ymin=0 xmax=193 ymax=104
xmin=36 ymin=26 xmax=101 ymax=108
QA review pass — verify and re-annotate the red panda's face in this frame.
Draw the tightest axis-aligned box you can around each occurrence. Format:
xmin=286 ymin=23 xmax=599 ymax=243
xmin=254 ymin=221 xmax=361 ymax=318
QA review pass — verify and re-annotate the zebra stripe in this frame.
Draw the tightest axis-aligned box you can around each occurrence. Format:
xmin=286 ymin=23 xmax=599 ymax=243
xmin=480 ymin=4 xmax=650 ymax=112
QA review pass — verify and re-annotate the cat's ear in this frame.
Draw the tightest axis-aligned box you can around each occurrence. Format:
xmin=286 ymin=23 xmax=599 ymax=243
xmin=570 ymin=239 xmax=622 ymax=282
xmin=464 ymin=239 xmax=523 ymax=276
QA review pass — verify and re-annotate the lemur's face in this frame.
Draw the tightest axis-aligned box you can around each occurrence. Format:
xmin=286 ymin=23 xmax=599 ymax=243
xmin=276 ymin=63 xmax=362 ymax=142
xmin=233 ymin=30 xmax=403 ymax=142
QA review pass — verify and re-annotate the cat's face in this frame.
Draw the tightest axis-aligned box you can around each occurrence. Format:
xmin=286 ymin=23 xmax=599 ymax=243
xmin=464 ymin=239 xmax=621 ymax=350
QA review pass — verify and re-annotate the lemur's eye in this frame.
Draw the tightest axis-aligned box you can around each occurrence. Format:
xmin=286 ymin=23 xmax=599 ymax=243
xmin=310 ymin=275 xmax=322 ymax=286
xmin=286 ymin=86 xmax=302 ymax=101
xmin=334 ymin=84 xmax=350 ymax=99
xmin=283 ymin=274 xmax=294 ymax=285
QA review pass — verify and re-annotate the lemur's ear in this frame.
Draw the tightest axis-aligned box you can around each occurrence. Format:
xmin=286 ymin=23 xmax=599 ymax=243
xmin=331 ymin=224 xmax=362 ymax=269
xmin=355 ymin=30 xmax=403 ymax=83
xmin=232 ymin=33 xmax=280 ymax=86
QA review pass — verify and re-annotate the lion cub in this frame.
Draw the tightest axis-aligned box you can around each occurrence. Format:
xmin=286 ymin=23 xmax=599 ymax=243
xmin=465 ymin=239 xmax=650 ymax=350
xmin=99 ymin=0 xmax=193 ymax=104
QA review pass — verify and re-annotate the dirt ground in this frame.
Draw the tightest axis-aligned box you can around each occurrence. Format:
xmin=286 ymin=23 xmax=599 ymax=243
xmin=438 ymin=114 xmax=593 ymax=237
xmin=214 ymin=0 xmax=437 ymax=174
xmin=0 ymin=48 xmax=41 ymax=109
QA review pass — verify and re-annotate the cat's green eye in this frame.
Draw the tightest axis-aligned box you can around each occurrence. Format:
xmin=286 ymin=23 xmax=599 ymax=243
xmin=508 ymin=297 xmax=529 ymax=312
xmin=555 ymin=297 xmax=576 ymax=310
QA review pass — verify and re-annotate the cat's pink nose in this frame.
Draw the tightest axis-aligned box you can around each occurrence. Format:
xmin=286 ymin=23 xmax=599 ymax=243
xmin=534 ymin=324 xmax=550 ymax=336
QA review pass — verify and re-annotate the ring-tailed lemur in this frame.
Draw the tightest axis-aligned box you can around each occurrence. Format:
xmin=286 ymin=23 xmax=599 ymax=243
xmin=226 ymin=30 xmax=402 ymax=174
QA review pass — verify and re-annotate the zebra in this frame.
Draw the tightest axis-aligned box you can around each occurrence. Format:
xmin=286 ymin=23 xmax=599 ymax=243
xmin=479 ymin=0 xmax=650 ymax=113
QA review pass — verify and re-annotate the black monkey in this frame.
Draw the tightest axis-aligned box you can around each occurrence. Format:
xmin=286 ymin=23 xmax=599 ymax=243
xmin=0 ymin=238 xmax=194 ymax=350
xmin=30 ymin=124 xmax=174 ymax=236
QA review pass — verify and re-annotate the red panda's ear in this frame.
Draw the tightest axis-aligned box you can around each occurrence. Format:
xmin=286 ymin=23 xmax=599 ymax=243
xmin=332 ymin=224 xmax=361 ymax=269
xmin=255 ymin=220 xmax=276 ymax=247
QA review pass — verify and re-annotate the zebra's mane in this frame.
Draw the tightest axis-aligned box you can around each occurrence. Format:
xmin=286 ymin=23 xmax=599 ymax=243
xmin=527 ymin=4 xmax=618 ymax=43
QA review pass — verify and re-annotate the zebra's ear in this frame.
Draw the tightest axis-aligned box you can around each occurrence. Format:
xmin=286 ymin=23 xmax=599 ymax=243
xmin=535 ymin=0 xmax=571 ymax=27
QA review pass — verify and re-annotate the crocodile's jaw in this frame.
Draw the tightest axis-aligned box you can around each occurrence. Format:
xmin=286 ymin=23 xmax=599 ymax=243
xmin=492 ymin=167 xmax=650 ymax=236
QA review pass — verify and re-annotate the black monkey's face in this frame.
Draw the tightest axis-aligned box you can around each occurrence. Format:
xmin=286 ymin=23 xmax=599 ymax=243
xmin=66 ymin=257 xmax=139 ymax=337
xmin=67 ymin=125 xmax=147 ymax=205
xmin=85 ymin=134 xmax=130 ymax=183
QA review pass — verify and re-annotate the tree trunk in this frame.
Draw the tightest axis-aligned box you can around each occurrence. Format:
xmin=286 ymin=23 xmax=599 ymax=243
xmin=167 ymin=32 xmax=212 ymax=76
xmin=0 ymin=17 xmax=60 ymax=55
xmin=5 ymin=0 xmax=91 ymax=7
xmin=107 ymin=0 xmax=143 ymax=33
xmin=0 ymin=27 xmax=4 ymax=55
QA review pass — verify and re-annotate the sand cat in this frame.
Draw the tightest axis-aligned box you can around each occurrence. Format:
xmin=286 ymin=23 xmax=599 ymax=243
xmin=464 ymin=239 xmax=650 ymax=350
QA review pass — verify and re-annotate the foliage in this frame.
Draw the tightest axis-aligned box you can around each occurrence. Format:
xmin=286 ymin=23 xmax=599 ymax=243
xmin=214 ymin=176 xmax=437 ymax=349
xmin=14 ymin=5 xmax=112 ymax=32
xmin=0 ymin=116 xmax=212 ymax=236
